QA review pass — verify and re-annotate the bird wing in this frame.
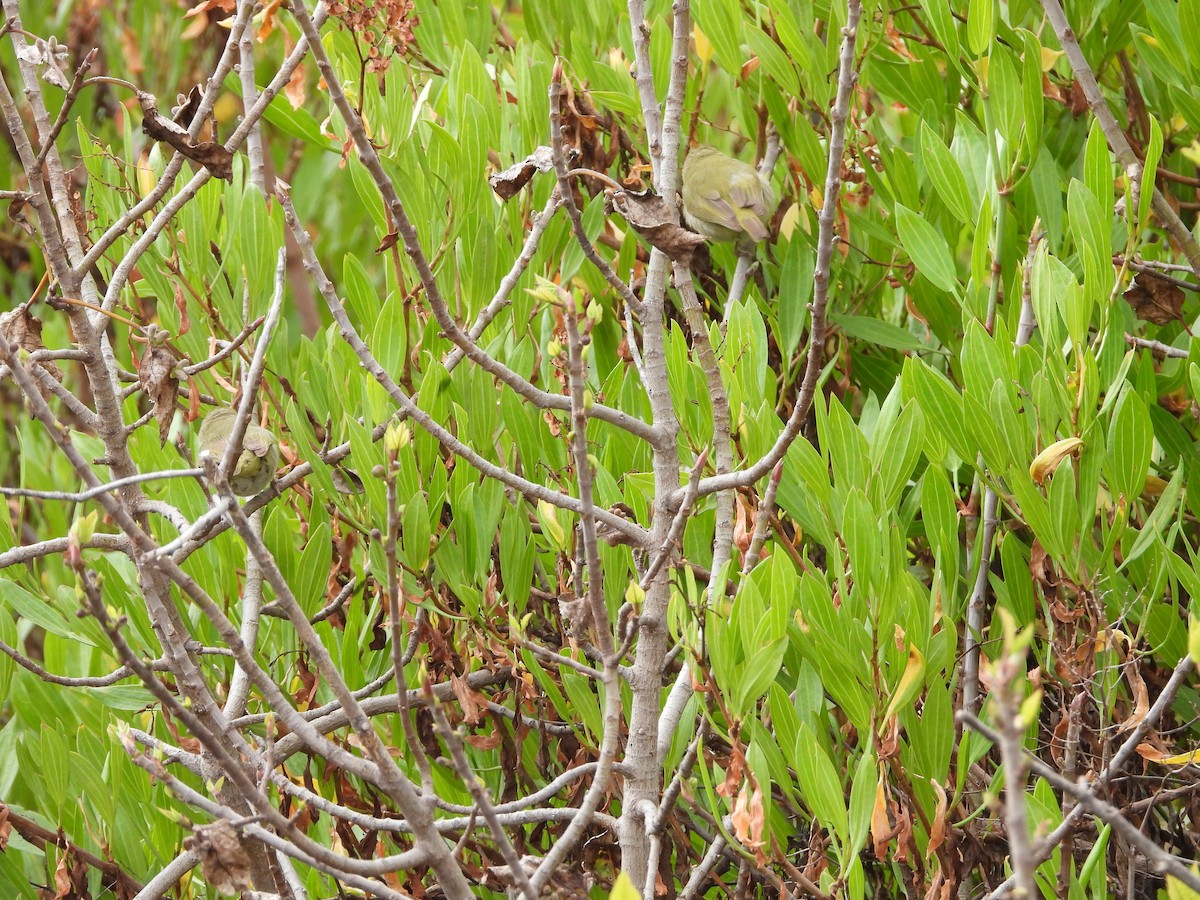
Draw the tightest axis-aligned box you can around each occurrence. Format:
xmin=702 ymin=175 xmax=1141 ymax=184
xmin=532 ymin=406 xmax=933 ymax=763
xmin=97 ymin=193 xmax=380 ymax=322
xmin=727 ymin=171 xmax=773 ymax=241
xmin=693 ymin=186 xmax=746 ymax=233
xmin=727 ymin=171 xmax=773 ymax=217
xmin=242 ymin=426 xmax=274 ymax=459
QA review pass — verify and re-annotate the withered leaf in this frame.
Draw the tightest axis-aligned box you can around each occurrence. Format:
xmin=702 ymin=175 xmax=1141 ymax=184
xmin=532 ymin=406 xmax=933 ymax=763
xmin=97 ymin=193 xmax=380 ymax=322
xmin=450 ymin=672 xmax=487 ymax=725
xmin=15 ymin=36 xmax=70 ymax=90
xmin=2 ymin=307 xmax=46 ymax=355
xmin=137 ymin=335 xmax=179 ymax=446
xmin=485 ymin=856 xmax=592 ymax=899
xmin=557 ymin=591 xmax=591 ymax=641
xmin=0 ymin=308 xmax=63 ymax=382
xmin=183 ymin=820 xmax=253 ymax=896
xmin=7 ymin=195 xmax=33 ymax=237
xmin=375 ymin=231 xmax=400 ymax=254
xmin=489 ymin=146 xmax=556 ymax=201
xmin=171 ymin=85 xmax=202 ymax=128
xmin=138 ymin=91 xmax=233 ymax=181
xmin=1123 ymin=271 xmax=1186 ymax=325
xmin=607 ymin=189 xmax=706 ymax=265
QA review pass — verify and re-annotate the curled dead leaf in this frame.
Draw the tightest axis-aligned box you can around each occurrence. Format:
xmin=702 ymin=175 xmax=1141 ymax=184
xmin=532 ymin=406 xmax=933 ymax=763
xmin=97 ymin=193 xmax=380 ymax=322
xmin=138 ymin=327 xmax=180 ymax=446
xmin=731 ymin=782 xmax=766 ymax=861
xmin=1029 ymin=436 xmax=1084 ymax=485
xmin=138 ymin=90 xmax=233 ymax=180
xmin=183 ymin=819 xmax=253 ymax=896
xmin=1124 ymin=271 xmax=1186 ymax=325
xmin=450 ymin=672 xmax=488 ymax=726
xmin=607 ymin=189 xmax=706 ymax=265
xmin=489 ymin=146 xmax=557 ymax=200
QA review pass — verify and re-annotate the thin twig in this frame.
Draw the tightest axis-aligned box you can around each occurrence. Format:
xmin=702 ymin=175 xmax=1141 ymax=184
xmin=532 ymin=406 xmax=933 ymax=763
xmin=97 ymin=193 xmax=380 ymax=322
xmin=0 ymin=468 xmax=203 ymax=502
xmin=694 ymin=1 xmax=862 ymax=497
xmin=424 ymin=684 xmax=539 ymax=900
xmin=1038 ymin=0 xmax=1200 ymax=276
xmin=960 ymin=710 xmax=1200 ymax=893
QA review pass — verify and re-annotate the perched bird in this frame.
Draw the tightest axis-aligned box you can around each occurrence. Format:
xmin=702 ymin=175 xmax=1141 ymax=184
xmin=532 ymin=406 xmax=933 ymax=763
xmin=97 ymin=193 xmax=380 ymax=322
xmin=681 ymin=144 xmax=774 ymax=248
xmin=197 ymin=406 xmax=279 ymax=496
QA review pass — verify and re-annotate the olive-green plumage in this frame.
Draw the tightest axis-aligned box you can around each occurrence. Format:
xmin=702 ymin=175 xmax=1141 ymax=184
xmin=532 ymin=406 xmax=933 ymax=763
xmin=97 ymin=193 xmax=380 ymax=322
xmin=198 ymin=407 xmax=279 ymax=496
xmin=681 ymin=145 xmax=774 ymax=248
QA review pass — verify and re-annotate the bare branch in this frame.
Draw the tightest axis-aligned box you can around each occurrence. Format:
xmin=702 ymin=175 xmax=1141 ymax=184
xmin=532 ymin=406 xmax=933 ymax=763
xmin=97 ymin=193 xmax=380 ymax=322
xmin=1039 ymin=0 xmax=1200 ymax=276
xmin=276 ymin=186 xmax=650 ymax=546
xmin=960 ymin=710 xmax=1200 ymax=893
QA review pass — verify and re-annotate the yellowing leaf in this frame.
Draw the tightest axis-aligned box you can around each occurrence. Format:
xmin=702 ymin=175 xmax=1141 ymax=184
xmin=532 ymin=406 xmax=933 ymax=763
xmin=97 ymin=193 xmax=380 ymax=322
xmin=537 ymin=499 xmax=567 ymax=550
xmin=1137 ymin=743 xmax=1200 ymax=766
xmin=884 ymin=643 xmax=926 ymax=722
xmin=694 ymin=25 xmax=713 ymax=65
xmin=1166 ymin=872 xmax=1200 ymax=900
xmin=609 ymin=871 xmax=640 ymax=900
xmin=1039 ymin=46 xmax=1064 ymax=72
xmin=1029 ymin=437 xmax=1083 ymax=484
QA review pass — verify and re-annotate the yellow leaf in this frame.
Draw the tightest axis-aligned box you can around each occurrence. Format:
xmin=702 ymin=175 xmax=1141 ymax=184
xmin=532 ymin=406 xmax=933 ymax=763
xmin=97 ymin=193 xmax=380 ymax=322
xmin=778 ymin=201 xmax=803 ymax=240
xmin=609 ymin=871 xmax=640 ymax=900
xmin=1039 ymin=46 xmax=1064 ymax=72
xmin=1029 ymin=437 xmax=1083 ymax=484
xmin=537 ymin=499 xmax=567 ymax=550
xmin=1153 ymin=748 xmax=1200 ymax=767
xmin=884 ymin=643 xmax=926 ymax=722
xmin=694 ymin=25 xmax=713 ymax=65
xmin=1167 ymin=871 xmax=1200 ymax=900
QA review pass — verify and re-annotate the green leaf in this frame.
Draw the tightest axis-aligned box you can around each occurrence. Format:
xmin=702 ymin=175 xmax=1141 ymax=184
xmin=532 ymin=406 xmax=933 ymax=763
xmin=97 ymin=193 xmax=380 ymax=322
xmin=1141 ymin=117 xmax=1163 ymax=231
xmin=1085 ymin=119 xmax=1114 ymax=227
xmin=402 ymin=493 xmax=432 ymax=571
xmin=988 ymin=43 xmax=1023 ymax=152
xmin=919 ymin=121 xmax=973 ymax=225
xmin=779 ymin=237 xmax=815 ymax=358
xmin=909 ymin=360 xmax=975 ymax=462
xmin=0 ymin=579 xmax=73 ymax=638
xmin=745 ymin=24 xmax=800 ymax=98
xmin=795 ymin=723 xmax=849 ymax=849
xmin=847 ymin=747 xmax=877 ymax=861
xmin=896 ymin=204 xmax=959 ymax=292
xmin=1106 ymin=388 xmax=1153 ymax=501
xmin=1021 ymin=32 xmax=1044 ymax=157
xmin=296 ymin=522 xmax=333 ymax=617
xmin=968 ymin=0 xmax=995 ymax=55
xmin=839 ymin=314 xmax=928 ymax=354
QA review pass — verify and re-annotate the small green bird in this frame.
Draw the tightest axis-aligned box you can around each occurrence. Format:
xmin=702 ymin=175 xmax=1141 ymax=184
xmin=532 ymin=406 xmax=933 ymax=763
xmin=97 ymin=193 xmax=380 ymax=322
xmin=681 ymin=145 xmax=774 ymax=248
xmin=197 ymin=406 xmax=279 ymax=496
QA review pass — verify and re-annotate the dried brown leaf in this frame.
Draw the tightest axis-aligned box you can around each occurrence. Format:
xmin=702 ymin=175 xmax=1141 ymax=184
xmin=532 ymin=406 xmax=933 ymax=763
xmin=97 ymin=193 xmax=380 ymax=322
xmin=375 ymin=231 xmax=400 ymax=254
xmin=489 ymin=146 xmax=556 ymax=201
xmin=1117 ymin=658 xmax=1150 ymax=733
xmin=171 ymin=85 xmax=202 ymax=128
xmin=138 ymin=91 xmax=233 ymax=180
xmin=138 ymin=341 xmax=179 ymax=446
xmin=184 ymin=820 xmax=253 ymax=896
xmin=1 ymin=308 xmax=63 ymax=382
xmin=258 ymin=0 xmax=285 ymax=41
xmin=1124 ymin=271 xmax=1186 ymax=325
xmin=925 ymin=778 xmax=949 ymax=856
xmin=450 ymin=672 xmax=488 ymax=725
xmin=172 ymin=282 xmax=191 ymax=337
xmin=731 ymin=783 xmax=766 ymax=862
xmin=607 ymin=189 xmax=706 ymax=265
xmin=870 ymin=777 xmax=892 ymax=860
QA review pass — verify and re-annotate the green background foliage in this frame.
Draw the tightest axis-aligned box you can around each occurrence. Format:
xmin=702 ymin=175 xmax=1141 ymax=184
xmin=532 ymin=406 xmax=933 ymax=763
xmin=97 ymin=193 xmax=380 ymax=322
xmin=2 ymin=0 xmax=1200 ymax=896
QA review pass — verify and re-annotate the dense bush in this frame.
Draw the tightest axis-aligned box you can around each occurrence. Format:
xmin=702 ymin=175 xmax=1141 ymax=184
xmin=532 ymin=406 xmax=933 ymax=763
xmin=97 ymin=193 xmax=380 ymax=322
xmin=2 ymin=0 xmax=1200 ymax=897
